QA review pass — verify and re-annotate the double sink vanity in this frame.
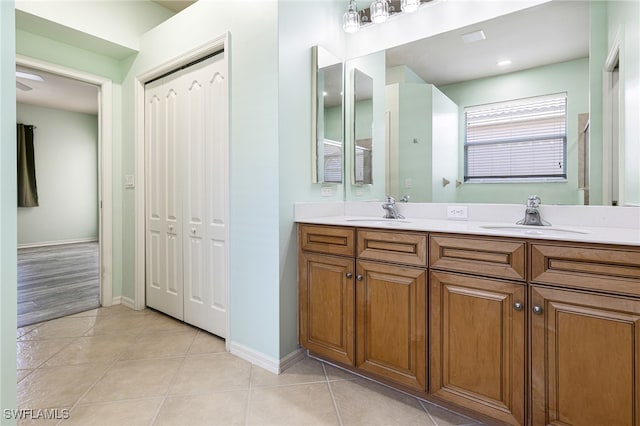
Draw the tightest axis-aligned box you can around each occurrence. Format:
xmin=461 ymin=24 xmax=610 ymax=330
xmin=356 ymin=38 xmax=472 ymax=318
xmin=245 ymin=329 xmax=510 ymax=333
xmin=296 ymin=201 xmax=640 ymax=426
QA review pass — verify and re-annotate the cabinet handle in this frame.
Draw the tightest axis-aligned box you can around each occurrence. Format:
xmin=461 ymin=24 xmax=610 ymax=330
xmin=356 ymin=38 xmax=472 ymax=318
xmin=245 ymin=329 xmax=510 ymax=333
xmin=532 ymin=306 xmax=544 ymax=315
xmin=346 ymin=272 xmax=353 ymax=279
xmin=513 ymin=302 xmax=523 ymax=311
xmin=356 ymin=275 xmax=363 ymax=281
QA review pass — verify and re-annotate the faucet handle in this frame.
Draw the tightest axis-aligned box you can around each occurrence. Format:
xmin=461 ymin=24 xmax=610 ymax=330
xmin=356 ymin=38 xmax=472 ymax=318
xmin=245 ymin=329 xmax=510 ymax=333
xmin=527 ymin=195 xmax=541 ymax=208
xmin=384 ymin=195 xmax=396 ymax=204
xmin=399 ymin=195 xmax=410 ymax=203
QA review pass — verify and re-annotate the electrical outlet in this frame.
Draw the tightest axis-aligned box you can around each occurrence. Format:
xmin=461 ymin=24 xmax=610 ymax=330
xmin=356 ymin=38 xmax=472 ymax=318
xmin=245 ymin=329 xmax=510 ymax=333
xmin=321 ymin=186 xmax=333 ymax=197
xmin=447 ymin=205 xmax=468 ymax=220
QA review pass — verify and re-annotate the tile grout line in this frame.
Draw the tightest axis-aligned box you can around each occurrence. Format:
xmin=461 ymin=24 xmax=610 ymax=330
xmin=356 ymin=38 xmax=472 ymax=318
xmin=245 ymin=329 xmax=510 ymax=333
xmin=148 ymin=327 xmax=200 ymax=425
xmin=419 ymin=399 xmax=441 ymax=426
xmin=244 ymin=363 xmax=256 ymax=426
xmin=322 ymin=363 xmax=344 ymax=426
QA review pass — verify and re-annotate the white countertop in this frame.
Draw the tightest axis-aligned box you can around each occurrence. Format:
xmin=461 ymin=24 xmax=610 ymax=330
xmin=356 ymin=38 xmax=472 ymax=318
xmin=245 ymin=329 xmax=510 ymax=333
xmin=296 ymin=215 xmax=640 ymax=247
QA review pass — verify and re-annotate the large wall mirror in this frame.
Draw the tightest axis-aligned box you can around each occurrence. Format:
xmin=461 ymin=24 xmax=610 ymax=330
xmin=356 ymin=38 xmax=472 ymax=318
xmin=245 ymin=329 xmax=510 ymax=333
xmin=312 ymin=45 xmax=344 ymax=184
xmin=341 ymin=1 xmax=639 ymax=206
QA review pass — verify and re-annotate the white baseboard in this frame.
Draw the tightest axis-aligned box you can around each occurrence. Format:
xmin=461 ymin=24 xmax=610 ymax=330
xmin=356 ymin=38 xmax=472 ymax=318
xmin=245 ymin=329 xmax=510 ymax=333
xmin=18 ymin=237 xmax=98 ymax=249
xmin=229 ymin=342 xmax=305 ymax=374
xmin=279 ymin=347 xmax=306 ymax=372
xmin=115 ymin=296 xmax=136 ymax=310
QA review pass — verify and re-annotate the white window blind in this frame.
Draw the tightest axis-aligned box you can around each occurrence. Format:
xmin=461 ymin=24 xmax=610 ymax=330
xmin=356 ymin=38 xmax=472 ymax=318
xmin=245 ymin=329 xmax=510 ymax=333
xmin=464 ymin=93 xmax=567 ymax=182
xmin=323 ymin=140 xmax=342 ymax=183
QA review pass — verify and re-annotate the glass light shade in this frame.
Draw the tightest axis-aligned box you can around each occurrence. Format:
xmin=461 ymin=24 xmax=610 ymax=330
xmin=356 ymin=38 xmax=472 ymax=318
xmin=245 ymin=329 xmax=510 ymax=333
xmin=343 ymin=9 xmax=360 ymax=33
xmin=370 ymin=0 xmax=389 ymax=23
xmin=401 ymin=0 xmax=420 ymax=13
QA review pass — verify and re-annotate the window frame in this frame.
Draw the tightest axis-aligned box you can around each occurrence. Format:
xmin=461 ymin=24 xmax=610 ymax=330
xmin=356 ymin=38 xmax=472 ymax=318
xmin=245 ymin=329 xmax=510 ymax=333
xmin=463 ymin=93 xmax=568 ymax=184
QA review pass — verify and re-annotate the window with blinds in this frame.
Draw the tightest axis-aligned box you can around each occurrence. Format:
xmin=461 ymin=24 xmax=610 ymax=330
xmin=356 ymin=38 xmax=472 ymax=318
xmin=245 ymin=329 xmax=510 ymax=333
xmin=464 ymin=93 xmax=567 ymax=182
xmin=323 ymin=140 xmax=342 ymax=183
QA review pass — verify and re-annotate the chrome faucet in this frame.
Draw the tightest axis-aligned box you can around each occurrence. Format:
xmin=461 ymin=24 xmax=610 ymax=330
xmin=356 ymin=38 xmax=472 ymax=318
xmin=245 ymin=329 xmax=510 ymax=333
xmin=516 ymin=195 xmax=550 ymax=226
xmin=382 ymin=196 xmax=404 ymax=219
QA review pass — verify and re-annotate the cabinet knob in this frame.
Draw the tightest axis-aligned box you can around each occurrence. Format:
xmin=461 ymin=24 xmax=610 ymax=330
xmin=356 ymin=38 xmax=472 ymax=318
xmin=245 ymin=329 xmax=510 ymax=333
xmin=356 ymin=274 xmax=363 ymax=281
xmin=532 ymin=306 xmax=544 ymax=315
xmin=191 ymin=228 xmax=197 ymax=234
xmin=513 ymin=302 xmax=523 ymax=311
xmin=168 ymin=224 xmax=174 ymax=231
xmin=346 ymin=272 xmax=353 ymax=279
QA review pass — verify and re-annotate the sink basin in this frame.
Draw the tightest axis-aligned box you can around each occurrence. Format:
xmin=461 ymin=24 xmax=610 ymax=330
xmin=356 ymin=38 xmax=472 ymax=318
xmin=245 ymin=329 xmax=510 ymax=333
xmin=480 ymin=225 xmax=588 ymax=235
xmin=346 ymin=218 xmax=411 ymax=226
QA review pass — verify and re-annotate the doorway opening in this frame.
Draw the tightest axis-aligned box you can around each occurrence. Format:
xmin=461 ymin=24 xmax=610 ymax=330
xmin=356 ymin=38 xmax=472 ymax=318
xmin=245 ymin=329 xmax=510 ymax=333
xmin=16 ymin=56 xmax=113 ymax=326
xmin=602 ymin=35 xmax=622 ymax=206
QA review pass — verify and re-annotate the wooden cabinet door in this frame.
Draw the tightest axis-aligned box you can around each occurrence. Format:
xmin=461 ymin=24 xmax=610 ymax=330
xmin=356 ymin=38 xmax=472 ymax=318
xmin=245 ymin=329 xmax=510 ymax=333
xmin=299 ymin=252 xmax=355 ymax=365
xmin=355 ymin=260 xmax=427 ymax=391
xmin=531 ymin=286 xmax=640 ymax=426
xmin=430 ymin=271 xmax=526 ymax=426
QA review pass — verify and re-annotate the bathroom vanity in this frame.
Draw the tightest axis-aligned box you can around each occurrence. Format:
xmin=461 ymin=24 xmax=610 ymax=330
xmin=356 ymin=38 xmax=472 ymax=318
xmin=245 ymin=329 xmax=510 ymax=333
xmin=297 ymin=214 xmax=640 ymax=426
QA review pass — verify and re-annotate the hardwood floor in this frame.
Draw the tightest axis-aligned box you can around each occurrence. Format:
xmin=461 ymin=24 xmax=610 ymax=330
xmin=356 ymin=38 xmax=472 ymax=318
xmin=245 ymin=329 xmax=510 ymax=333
xmin=17 ymin=242 xmax=100 ymax=327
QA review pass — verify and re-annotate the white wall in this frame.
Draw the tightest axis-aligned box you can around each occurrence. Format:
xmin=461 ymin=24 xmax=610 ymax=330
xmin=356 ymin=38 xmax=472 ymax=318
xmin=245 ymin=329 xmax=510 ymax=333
xmin=608 ymin=1 xmax=640 ymax=206
xmin=16 ymin=103 xmax=98 ymax=246
xmin=0 ymin=0 xmax=18 ymax=418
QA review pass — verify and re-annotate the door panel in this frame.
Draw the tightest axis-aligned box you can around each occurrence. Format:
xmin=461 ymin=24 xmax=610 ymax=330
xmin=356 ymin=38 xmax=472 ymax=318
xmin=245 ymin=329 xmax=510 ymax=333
xmin=145 ymin=80 xmax=183 ymax=320
xmin=531 ymin=286 xmax=640 ymax=426
xmin=181 ymin=54 xmax=228 ymax=337
xmin=145 ymin=52 xmax=228 ymax=336
xmin=299 ymin=252 xmax=355 ymax=365
xmin=356 ymin=260 xmax=427 ymax=391
xmin=430 ymin=271 xmax=525 ymax=426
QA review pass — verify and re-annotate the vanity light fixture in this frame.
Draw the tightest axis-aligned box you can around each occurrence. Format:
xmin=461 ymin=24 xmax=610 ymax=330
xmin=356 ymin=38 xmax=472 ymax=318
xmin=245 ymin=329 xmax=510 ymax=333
xmin=370 ymin=0 xmax=390 ymax=23
xmin=343 ymin=0 xmax=361 ymax=33
xmin=401 ymin=0 xmax=420 ymax=13
xmin=342 ymin=0 xmax=432 ymax=33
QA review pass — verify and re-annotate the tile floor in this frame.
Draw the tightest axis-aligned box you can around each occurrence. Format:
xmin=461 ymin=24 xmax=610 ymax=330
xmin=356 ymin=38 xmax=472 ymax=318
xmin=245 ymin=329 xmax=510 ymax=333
xmin=16 ymin=305 xmax=484 ymax=426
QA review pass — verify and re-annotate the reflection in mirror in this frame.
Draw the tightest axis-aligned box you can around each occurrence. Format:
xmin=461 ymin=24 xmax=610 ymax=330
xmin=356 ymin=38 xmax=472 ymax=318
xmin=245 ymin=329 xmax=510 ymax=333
xmin=344 ymin=1 xmax=640 ymax=205
xmin=353 ymin=68 xmax=373 ymax=185
xmin=312 ymin=45 xmax=343 ymax=184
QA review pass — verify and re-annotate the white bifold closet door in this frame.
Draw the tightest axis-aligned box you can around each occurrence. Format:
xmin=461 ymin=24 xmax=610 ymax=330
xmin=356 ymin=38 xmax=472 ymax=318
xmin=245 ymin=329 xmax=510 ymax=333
xmin=145 ymin=52 xmax=228 ymax=338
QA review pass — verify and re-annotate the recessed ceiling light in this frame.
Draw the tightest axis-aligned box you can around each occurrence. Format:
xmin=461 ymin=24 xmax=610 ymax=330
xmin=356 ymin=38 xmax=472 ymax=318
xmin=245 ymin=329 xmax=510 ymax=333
xmin=497 ymin=60 xmax=512 ymax=67
xmin=323 ymin=91 xmax=328 ymax=97
xmin=16 ymin=71 xmax=44 ymax=82
xmin=461 ymin=30 xmax=486 ymax=44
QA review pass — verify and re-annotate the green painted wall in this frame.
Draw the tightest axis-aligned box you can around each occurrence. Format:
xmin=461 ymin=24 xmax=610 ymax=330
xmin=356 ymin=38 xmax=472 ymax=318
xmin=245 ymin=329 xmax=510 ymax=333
xmin=277 ymin=0 xmax=347 ymax=357
xmin=608 ymin=0 xmax=640 ymax=205
xmin=16 ymin=104 xmax=98 ymax=247
xmin=440 ymin=58 xmax=590 ymax=205
xmin=0 ymin=1 xmax=17 ymax=422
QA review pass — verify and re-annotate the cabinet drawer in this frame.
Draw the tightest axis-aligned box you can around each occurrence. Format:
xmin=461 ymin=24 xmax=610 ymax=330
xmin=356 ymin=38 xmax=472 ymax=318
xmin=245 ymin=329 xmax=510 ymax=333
xmin=299 ymin=224 xmax=355 ymax=257
xmin=430 ymin=235 xmax=526 ymax=281
xmin=357 ymin=229 xmax=427 ymax=266
xmin=531 ymin=243 xmax=640 ymax=297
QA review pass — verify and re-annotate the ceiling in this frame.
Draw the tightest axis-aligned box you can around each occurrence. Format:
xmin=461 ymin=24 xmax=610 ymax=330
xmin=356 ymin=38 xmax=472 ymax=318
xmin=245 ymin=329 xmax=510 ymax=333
xmin=17 ymin=1 xmax=588 ymax=116
xmin=16 ymin=0 xmax=196 ymax=115
xmin=385 ymin=1 xmax=589 ymax=86
xmin=152 ymin=0 xmax=196 ymax=14
xmin=16 ymin=66 xmax=99 ymax=115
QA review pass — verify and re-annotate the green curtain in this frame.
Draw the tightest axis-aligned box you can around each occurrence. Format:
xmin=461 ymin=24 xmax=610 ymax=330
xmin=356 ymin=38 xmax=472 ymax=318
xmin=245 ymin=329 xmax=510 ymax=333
xmin=17 ymin=123 xmax=39 ymax=207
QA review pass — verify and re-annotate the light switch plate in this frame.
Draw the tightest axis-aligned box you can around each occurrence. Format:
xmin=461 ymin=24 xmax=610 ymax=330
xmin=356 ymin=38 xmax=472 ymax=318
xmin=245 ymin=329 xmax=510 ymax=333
xmin=124 ymin=174 xmax=135 ymax=189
